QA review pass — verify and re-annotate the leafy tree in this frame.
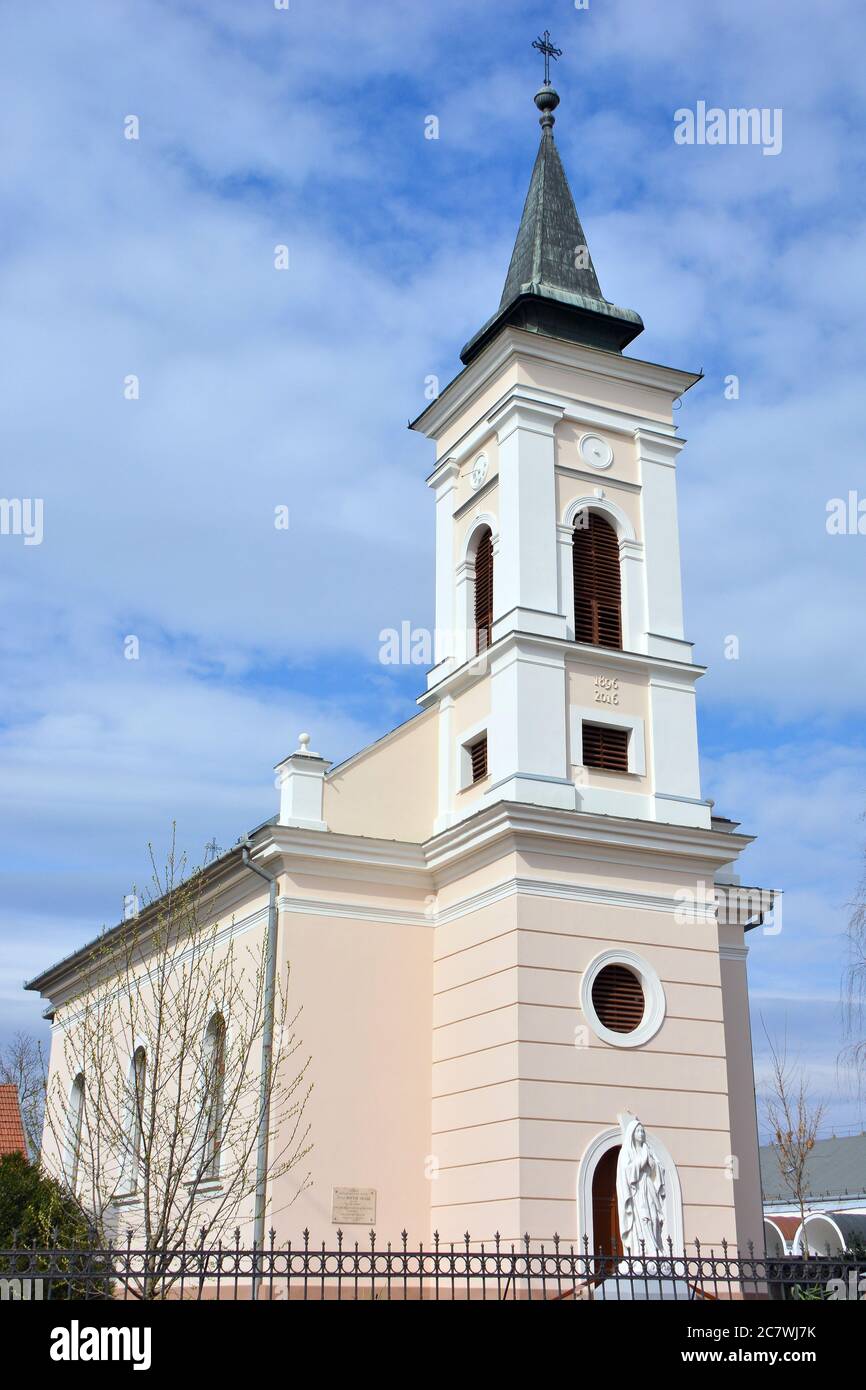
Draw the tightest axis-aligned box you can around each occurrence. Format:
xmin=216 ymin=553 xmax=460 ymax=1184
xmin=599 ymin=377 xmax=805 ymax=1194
xmin=0 ymin=1152 xmax=101 ymax=1298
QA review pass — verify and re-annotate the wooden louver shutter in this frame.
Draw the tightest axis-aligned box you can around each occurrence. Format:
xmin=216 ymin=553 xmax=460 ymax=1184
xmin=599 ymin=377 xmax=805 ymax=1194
xmin=592 ymin=964 xmax=645 ymax=1034
xmin=581 ymin=723 xmax=629 ymax=772
xmin=474 ymin=528 xmax=494 ymax=651
xmin=470 ymin=735 xmax=488 ymax=783
xmin=573 ymin=512 xmax=622 ymax=649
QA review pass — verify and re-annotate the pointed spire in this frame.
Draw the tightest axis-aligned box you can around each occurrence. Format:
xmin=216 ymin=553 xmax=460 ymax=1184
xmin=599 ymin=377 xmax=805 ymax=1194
xmin=460 ymin=64 xmax=643 ymax=365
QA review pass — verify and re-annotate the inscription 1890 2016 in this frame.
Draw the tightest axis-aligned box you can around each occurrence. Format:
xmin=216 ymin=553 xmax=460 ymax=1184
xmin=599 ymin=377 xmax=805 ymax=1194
xmin=594 ymin=675 xmax=619 ymax=706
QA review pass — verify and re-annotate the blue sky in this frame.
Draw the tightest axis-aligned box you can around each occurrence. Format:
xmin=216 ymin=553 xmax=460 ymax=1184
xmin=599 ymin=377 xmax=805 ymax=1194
xmin=1 ymin=0 xmax=865 ymax=1137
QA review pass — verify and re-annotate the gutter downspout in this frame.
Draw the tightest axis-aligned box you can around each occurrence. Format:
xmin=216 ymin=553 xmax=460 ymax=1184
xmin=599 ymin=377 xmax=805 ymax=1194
xmin=242 ymin=838 xmax=278 ymax=1301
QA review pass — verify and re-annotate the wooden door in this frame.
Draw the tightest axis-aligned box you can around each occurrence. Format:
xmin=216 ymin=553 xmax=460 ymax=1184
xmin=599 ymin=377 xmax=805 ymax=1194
xmin=591 ymin=1145 xmax=623 ymax=1257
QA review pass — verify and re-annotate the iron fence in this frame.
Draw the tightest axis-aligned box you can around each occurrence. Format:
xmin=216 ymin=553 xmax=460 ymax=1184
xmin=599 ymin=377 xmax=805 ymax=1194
xmin=1 ymin=1229 xmax=864 ymax=1301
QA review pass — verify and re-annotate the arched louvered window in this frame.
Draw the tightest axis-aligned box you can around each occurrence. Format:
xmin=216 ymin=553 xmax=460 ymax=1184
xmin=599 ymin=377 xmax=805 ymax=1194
xmin=474 ymin=527 xmax=494 ymax=652
xmin=591 ymin=964 xmax=645 ymax=1035
xmin=202 ymin=1013 xmax=226 ymax=1178
xmin=573 ymin=511 xmax=622 ymax=649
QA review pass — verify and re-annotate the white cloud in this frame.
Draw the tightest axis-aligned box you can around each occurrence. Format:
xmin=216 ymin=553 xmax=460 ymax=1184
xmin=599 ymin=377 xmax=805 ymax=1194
xmin=2 ymin=0 xmax=866 ymax=1127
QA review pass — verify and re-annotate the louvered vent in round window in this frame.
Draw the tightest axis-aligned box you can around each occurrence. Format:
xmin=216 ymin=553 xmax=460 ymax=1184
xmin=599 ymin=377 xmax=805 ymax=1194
xmin=591 ymin=963 xmax=645 ymax=1035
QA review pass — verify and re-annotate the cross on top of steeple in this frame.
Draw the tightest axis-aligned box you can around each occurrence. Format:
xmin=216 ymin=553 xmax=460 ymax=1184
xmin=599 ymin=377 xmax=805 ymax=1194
xmin=531 ymin=29 xmax=562 ymax=86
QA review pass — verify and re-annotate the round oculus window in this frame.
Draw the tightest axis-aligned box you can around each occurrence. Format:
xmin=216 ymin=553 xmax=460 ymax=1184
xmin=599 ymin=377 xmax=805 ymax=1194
xmin=580 ymin=950 xmax=666 ymax=1048
xmin=591 ymin=963 xmax=645 ymax=1034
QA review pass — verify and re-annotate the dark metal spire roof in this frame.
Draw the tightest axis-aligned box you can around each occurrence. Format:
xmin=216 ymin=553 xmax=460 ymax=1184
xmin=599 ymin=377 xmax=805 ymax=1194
xmin=460 ymin=82 xmax=643 ymax=365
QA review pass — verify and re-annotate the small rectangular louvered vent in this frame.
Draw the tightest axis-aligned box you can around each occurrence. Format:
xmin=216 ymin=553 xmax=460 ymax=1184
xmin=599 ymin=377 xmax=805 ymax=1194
xmin=582 ymin=723 xmax=629 ymax=772
xmin=470 ymin=735 xmax=488 ymax=783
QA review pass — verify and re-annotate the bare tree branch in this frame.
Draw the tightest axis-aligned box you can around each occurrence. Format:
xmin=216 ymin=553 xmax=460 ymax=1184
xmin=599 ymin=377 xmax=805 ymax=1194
xmin=762 ymin=1022 xmax=824 ymax=1246
xmin=41 ymin=831 xmax=312 ymax=1298
xmin=0 ymin=1030 xmax=47 ymax=1159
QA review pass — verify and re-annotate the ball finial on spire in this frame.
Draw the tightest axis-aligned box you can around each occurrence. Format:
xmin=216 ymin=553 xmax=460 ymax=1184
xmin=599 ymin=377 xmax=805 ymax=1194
xmin=531 ymin=30 xmax=562 ymax=130
xmin=534 ymin=84 xmax=560 ymax=130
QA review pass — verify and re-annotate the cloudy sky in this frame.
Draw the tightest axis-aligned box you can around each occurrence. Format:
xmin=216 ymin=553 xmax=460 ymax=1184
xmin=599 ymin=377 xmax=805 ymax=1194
xmin=1 ymin=0 xmax=865 ymax=1137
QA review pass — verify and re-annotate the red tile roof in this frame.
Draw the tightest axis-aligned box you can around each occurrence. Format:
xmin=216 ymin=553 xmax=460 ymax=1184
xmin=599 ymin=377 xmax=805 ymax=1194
xmin=767 ymin=1214 xmax=801 ymax=1242
xmin=0 ymin=1084 xmax=27 ymax=1157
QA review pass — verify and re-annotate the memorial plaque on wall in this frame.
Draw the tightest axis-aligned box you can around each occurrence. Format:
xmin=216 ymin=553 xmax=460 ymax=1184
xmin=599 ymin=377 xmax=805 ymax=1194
xmin=331 ymin=1186 xmax=377 ymax=1225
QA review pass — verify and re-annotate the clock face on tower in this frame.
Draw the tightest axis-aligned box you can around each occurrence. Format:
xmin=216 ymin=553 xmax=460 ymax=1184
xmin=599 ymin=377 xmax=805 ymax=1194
xmin=470 ymin=453 xmax=489 ymax=489
xmin=579 ymin=433 xmax=614 ymax=470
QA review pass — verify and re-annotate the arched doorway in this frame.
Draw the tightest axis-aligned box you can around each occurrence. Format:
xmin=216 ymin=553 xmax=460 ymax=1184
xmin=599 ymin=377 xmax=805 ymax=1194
xmin=578 ymin=1125 xmax=685 ymax=1257
xmin=591 ymin=1144 xmax=622 ymax=1256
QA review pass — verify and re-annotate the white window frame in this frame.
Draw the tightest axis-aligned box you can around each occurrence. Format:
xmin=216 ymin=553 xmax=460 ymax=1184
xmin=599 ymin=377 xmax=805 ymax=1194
xmin=457 ymin=515 xmax=498 ymax=662
xmin=570 ymin=706 xmax=646 ymax=776
xmin=457 ymin=715 xmax=489 ymax=790
xmin=580 ymin=948 xmax=666 ymax=1049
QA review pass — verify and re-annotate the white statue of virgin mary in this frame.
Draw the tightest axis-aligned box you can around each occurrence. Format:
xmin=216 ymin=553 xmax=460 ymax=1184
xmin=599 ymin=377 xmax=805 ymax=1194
xmin=616 ymin=1113 xmax=666 ymax=1258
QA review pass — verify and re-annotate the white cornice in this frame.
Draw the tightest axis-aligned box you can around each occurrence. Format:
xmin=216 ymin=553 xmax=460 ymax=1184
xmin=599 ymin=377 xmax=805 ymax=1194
xmin=278 ymin=895 xmax=429 ymax=927
xmin=412 ymin=328 xmax=700 ymax=443
xmin=35 ymin=811 xmax=751 ymax=1005
xmin=261 ymin=824 xmax=428 ymax=887
xmin=422 ymin=799 xmax=753 ymax=882
xmin=418 ymin=627 xmax=704 ymax=708
xmin=280 ymin=873 xmax=720 ymax=929
xmin=434 ymin=875 xmax=717 ymax=926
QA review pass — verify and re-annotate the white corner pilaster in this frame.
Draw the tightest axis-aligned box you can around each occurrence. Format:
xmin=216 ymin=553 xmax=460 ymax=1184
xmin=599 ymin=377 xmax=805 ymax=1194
xmin=490 ymin=396 xmax=567 ymax=641
xmin=430 ymin=459 xmax=460 ymax=673
xmin=434 ymin=695 xmax=457 ymax=833
xmin=619 ymin=537 xmax=649 ymax=654
xmin=488 ymin=638 xmax=576 ymax=812
xmin=556 ymin=523 xmax=575 ymax=642
xmin=635 ymin=429 xmax=687 ymax=652
xmin=648 ymin=676 xmax=709 ymax=828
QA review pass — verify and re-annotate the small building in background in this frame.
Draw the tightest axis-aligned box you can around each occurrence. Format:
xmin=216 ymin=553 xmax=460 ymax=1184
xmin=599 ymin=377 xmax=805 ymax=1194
xmin=0 ymin=1084 xmax=27 ymax=1159
xmin=761 ymin=1133 xmax=866 ymax=1255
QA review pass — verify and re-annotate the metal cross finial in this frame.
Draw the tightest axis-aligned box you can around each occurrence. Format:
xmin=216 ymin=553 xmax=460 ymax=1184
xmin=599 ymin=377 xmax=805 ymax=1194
xmin=532 ymin=29 xmax=562 ymax=86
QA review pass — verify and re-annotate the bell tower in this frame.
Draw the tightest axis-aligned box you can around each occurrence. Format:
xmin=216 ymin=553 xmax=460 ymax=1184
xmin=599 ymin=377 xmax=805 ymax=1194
xmin=409 ymin=51 xmax=765 ymax=1254
xmin=412 ymin=71 xmax=707 ymax=835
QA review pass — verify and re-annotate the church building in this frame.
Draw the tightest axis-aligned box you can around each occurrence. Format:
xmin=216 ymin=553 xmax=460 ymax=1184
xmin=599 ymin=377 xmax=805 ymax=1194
xmin=30 ymin=72 xmax=770 ymax=1257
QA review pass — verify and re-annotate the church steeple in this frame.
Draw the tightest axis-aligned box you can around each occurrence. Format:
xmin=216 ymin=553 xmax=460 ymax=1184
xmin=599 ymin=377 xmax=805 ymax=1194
xmin=460 ymin=51 xmax=643 ymax=365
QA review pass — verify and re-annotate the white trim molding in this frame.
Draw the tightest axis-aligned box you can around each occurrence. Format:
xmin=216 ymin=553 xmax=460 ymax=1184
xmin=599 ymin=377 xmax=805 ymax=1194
xmin=580 ymin=948 xmax=666 ymax=1049
xmin=459 ymin=511 xmax=499 ymax=565
xmin=563 ymin=493 xmax=636 ymax=542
